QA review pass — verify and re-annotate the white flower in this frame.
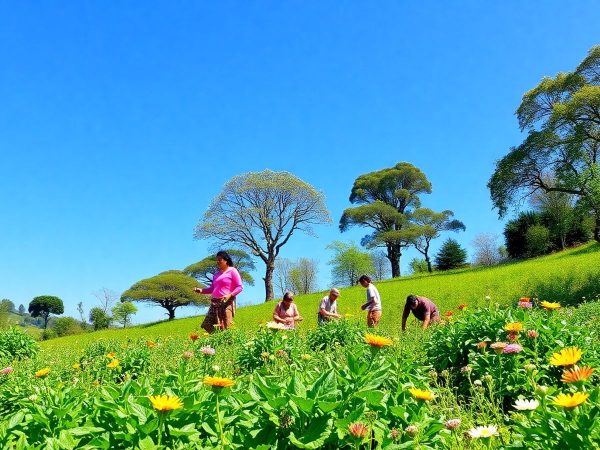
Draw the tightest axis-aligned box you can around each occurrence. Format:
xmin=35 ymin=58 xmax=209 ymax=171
xmin=473 ymin=379 xmax=482 ymax=387
xmin=266 ymin=321 xmax=287 ymax=330
xmin=513 ymin=399 xmax=539 ymax=411
xmin=468 ymin=425 xmax=498 ymax=439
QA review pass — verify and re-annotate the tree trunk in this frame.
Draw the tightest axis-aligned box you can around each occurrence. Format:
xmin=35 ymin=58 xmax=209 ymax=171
xmin=425 ymin=254 xmax=432 ymax=273
xmin=166 ymin=306 xmax=176 ymax=320
xmin=594 ymin=215 xmax=600 ymax=243
xmin=387 ymin=245 xmax=401 ymax=278
xmin=43 ymin=313 xmax=49 ymax=329
xmin=264 ymin=259 xmax=276 ymax=301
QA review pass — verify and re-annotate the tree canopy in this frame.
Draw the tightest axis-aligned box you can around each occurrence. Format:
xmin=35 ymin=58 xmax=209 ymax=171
xmin=195 ymin=170 xmax=331 ymax=301
xmin=28 ymin=295 xmax=64 ymax=329
xmin=184 ymin=249 xmax=255 ymax=286
xmin=327 ymin=241 xmax=375 ymax=287
xmin=488 ymin=45 xmax=600 ymax=242
xmin=112 ymin=302 xmax=138 ymax=328
xmin=434 ymin=239 xmax=467 ymax=271
xmin=121 ymin=270 xmax=205 ymax=320
xmin=340 ymin=162 xmax=431 ymax=277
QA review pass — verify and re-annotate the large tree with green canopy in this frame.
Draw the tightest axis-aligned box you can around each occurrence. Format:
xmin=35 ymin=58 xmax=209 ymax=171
xmin=195 ymin=170 xmax=331 ymax=301
xmin=339 ymin=162 xmax=432 ymax=277
xmin=183 ymin=249 xmax=256 ymax=286
xmin=121 ymin=270 xmax=205 ymax=320
xmin=28 ymin=295 xmax=64 ymax=329
xmin=488 ymin=45 xmax=600 ymax=242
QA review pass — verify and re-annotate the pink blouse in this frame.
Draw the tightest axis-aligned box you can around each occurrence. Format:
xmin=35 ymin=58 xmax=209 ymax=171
xmin=200 ymin=267 xmax=243 ymax=299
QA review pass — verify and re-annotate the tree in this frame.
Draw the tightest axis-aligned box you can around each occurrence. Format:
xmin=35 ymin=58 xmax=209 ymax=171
xmin=472 ymin=233 xmax=503 ymax=266
xmin=488 ymin=45 xmax=600 ymax=242
xmin=409 ymin=258 xmax=429 ymax=274
xmin=89 ymin=307 xmax=111 ymax=330
xmin=0 ymin=299 xmax=15 ymax=313
xmin=195 ymin=170 xmax=331 ymax=301
xmin=525 ymin=225 xmax=551 ymax=257
xmin=121 ymin=270 xmax=205 ymax=320
xmin=340 ymin=162 xmax=431 ymax=277
xmin=184 ymin=249 xmax=256 ymax=286
xmin=112 ymin=302 xmax=138 ymax=328
xmin=52 ymin=317 xmax=83 ymax=337
xmin=288 ymin=258 xmax=318 ymax=295
xmin=434 ymin=239 xmax=467 ymax=270
xmin=93 ymin=288 xmax=118 ymax=314
xmin=504 ymin=211 xmax=544 ymax=258
xmin=371 ymin=250 xmax=390 ymax=281
xmin=18 ymin=304 xmax=26 ymax=315
xmin=411 ymin=208 xmax=466 ymax=272
xmin=28 ymin=296 xmax=64 ymax=329
xmin=327 ymin=241 xmax=375 ymax=287
xmin=274 ymin=258 xmax=294 ymax=297
xmin=77 ymin=301 xmax=86 ymax=325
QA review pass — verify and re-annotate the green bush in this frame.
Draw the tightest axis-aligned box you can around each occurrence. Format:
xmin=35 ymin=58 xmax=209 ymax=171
xmin=0 ymin=327 xmax=39 ymax=359
xmin=52 ymin=316 xmax=84 ymax=337
xmin=306 ymin=319 xmax=363 ymax=351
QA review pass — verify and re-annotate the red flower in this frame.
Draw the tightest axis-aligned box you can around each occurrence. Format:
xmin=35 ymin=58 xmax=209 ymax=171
xmin=458 ymin=304 xmax=467 ymax=310
xmin=190 ymin=333 xmax=200 ymax=341
xmin=445 ymin=311 xmax=454 ymax=318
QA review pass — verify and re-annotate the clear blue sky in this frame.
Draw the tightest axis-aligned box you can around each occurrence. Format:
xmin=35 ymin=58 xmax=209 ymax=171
xmin=1 ymin=1 xmax=598 ymax=323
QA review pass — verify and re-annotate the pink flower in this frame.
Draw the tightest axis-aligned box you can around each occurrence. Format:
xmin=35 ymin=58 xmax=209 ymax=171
xmin=1 ymin=367 xmax=14 ymax=375
xmin=405 ymin=425 xmax=418 ymax=436
xmin=503 ymin=344 xmax=523 ymax=354
xmin=527 ymin=330 xmax=539 ymax=339
xmin=461 ymin=365 xmax=472 ymax=373
xmin=199 ymin=346 xmax=216 ymax=356
xmin=445 ymin=418 xmax=461 ymax=430
xmin=518 ymin=301 xmax=533 ymax=309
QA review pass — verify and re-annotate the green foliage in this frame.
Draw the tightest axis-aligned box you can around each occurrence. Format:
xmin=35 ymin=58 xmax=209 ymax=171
xmin=434 ymin=238 xmax=467 ymax=270
xmin=28 ymin=295 xmax=64 ymax=328
xmin=409 ymin=258 xmax=429 ymax=274
xmin=184 ymin=249 xmax=256 ymax=286
xmin=121 ymin=270 xmax=204 ymax=320
xmin=89 ymin=307 xmax=111 ymax=331
xmin=52 ymin=317 xmax=84 ymax=337
xmin=327 ymin=241 xmax=374 ymax=287
xmin=525 ymin=224 xmax=550 ymax=257
xmin=288 ymin=258 xmax=318 ymax=295
xmin=306 ymin=319 xmax=364 ymax=351
xmin=112 ymin=302 xmax=138 ymax=328
xmin=0 ymin=327 xmax=39 ymax=359
xmin=0 ymin=299 xmax=15 ymax=314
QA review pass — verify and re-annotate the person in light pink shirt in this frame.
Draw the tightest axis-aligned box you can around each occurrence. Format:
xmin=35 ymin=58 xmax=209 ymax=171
xmin=194 ymin=251 xmax=243 ymax=333
xmin=272 ymin=292 xmax=303 ymax=329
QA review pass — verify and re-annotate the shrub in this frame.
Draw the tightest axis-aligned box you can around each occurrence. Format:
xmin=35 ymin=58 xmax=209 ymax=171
xmin=0 ymin=327 xmax=39 ymax=359
xmin=306 ymin=319 xmax=363 ymax=351
xmin=52 ymin=316 xmax=84 ymax=337
xmin=525 ymin=225 xmax=550 ymax=257
xmin=434 ymin=238 xmax=467 ymax=270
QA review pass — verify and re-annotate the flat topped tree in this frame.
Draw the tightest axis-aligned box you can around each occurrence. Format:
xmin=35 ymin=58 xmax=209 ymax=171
xmin=28 ymin=295 xmax=64 ymax=329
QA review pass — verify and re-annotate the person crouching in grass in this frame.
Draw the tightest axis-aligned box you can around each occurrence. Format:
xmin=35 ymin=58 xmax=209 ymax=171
xmin=401 ymin=294 xmax=440 ymax=331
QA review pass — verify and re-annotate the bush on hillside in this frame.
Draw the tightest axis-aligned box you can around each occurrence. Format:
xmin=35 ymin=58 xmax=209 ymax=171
xmin=525 ymin=225 xmax=551 ymax=257
xmin=306 ymin=319 xmax=363 ymax=351
xmin=0 ymin=327 xmax=39 ymax=360
xmin=52 ymin=316 xmax=84 ymax=337
xmin=434 ymin=238 xmax=467 ymax=270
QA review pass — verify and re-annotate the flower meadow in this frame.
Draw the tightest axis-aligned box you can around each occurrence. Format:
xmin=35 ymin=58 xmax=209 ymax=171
xmin=1 ymin=300 xmax=600 ymax=449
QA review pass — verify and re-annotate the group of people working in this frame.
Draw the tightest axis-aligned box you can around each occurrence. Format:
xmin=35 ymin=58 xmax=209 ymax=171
xmin=195 ymin=251 xmax=441 ymax=333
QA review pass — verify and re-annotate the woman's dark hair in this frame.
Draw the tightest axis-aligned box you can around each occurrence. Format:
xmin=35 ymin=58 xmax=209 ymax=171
xmin=358 ymin=275 xmax=371 ymax=284
xmin=406 ymin=294 xmax=418 ymax=305
xmin=283 ymin=291 xmax=294 ymax=301
xmin=216 ymin=251 xmax=234 ymax=267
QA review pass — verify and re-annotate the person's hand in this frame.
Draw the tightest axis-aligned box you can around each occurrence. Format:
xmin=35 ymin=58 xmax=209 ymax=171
xmin=222 ymin=294 xmax=232 ymax=301
xmin=285 ymin=317 xmax=293 ymax=324
xmin=193 ymin=287 xmax=202 ymax=293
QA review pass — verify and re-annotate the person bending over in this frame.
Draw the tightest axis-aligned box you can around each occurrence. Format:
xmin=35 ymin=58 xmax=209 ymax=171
xmin=402 ymin=294 xmax=440 ymax=331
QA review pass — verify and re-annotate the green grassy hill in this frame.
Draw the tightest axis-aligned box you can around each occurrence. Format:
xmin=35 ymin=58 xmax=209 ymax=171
xmin=41 ymin=242 xmax=600 ymax=352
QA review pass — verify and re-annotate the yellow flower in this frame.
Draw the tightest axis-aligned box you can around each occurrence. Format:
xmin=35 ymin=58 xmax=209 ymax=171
xmin=504 ymin=322 xmax=523 ymax=332
xmin=146 ymin=340 xmax=157 ymax=348
xmin=409 ymin=388 xmax=434 ymax=401
xmin=364 ymin=334 xmax=393 ymax=348
xmin=550 ymin=347 xmax=582 ymax=367
xmin=106 ymin=352 xmax=117 ymax=358
xmin=107 ymin=359 xmax=120 ymax=369
xmin=72 ymin=363 xmax=81 ymax=370
xmin=561 ymin=366 xmax=594 ymax=383
xmin=203 ymin=376 xmax=235 ymax=389
xmin=149 ymin=394 xmax=183 ymax=413
xmin=540 ymin=301 xmax=560 ymax=310
xmin=301 ymin=354 xmax=312 ymax=361
xmin=553 ymin=392 xmax=589 ymax=409
xmin=35 ymin=368 xmax=51 ymax=378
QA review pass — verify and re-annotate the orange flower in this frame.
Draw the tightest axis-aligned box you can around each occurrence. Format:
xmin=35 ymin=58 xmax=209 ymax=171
xmin=146 ymin=340 xmax=157 ymax=348
xmin=458 ymin=304 xmax=467 ymax=311
xmin=561 ymin=366 xmax=594 ymax=383
xmin=189 ymin=333 xmax=199 ymax=341
xmin=348 ymin=422 xmax=369 ymax=439
xmin=550 ymin=347 xmax=582 ymax=367
xmin=519 ymin=297 xmax=531 ymax=302
xmin=203 ymin=376 xmax=235 ymax=389
xmin=504 ymin=322 xmax=523 ymax=333
xmin=364 ymin=334 xmax=393 ymax=348
xmin=540 ymin=301 xmax=560 ymax=310
xmin=476 ymin=341 xmax=488 ymax=349
xmin=409 ymin=388 xmax=434 ymax=401
xmin=445 ymin=311 xmax=454 ymax=318
xmin=35 ymin=368 xmax=51 ymax=378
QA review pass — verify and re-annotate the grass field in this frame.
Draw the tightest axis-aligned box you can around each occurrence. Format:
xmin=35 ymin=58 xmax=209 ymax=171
xmin=41 ymin=241 xmax=600 ymax=352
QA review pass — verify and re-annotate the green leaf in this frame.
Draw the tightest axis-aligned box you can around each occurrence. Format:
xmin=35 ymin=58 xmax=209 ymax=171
xmin=290 ymin=395 xmax=315 ymax=414
xmin=58 ymin=430 xmax=78 ymax=449
xmin=288 ymin=415 xmax=332 ymax=449
xmin=317 ymin=401 xmax=342 ymax=413
xmin=68 ymin=426 xmax=106 ymax=436
xmin=137 ymin=436 xmax=157 ymax=450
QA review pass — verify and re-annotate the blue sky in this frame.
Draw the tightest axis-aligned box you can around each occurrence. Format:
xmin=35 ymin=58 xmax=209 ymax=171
xmin=1 ymin=1 xmax=599 ymax=323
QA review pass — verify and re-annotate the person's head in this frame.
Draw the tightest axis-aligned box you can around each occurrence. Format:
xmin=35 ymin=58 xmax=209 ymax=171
xmin=406 ymin=294 xmax=419 ymax=310
xmin=329 ymin=288 xmax=340 ymax=301
xmin=358 ymin=275 xmax=371 ymax=288
xmin=216 ymin=251 xmax=234 ymax=270
xmin=282 ymin=291 xmax=294 ymax=307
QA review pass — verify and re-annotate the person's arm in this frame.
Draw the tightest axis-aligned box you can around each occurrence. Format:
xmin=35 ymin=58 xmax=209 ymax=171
xmin=223 ymin=269 xmax=243 ymax=300
xmin=401 ymin=304 xmax=411 ymax=331
xmin=194 ymin=283 xmax=213 ymax=295
xmin=293 ymin=305 xmax=302 ymax=322
xmin=273 ymin=305 xmax=287 ymax=324
xmin=422 ymin=313 xmax=431 ymax=329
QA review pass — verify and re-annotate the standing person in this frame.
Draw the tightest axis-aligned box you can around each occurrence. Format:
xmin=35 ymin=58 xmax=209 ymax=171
xmin=401 ymin=294 xmax=440 ymax=331
xmin=358 ymin=275 xmax=382 ymax=328
xmin=194 ymin=251 xmax=243 ymax=333
xmin=318 ymin=288 xmax=342 ymax=325
xmin=272 ymin=291 xmax=303 ymax=329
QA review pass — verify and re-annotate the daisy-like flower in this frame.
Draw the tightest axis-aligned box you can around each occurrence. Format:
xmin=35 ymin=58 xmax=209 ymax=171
xmin=527 ymin=330 xmax=539 ymax=339
xmin=490 ymin=342 xmax=508 ymax=354
xmin=513 ymin=399 xmax=539 ymax=411
xmin=468 ymin=425 xmax=498 ymax=439
xmin=72 ymin=363 xmax=81 ymax=370
xmin=561 ymin=366 xmax=594 ymax=383
xmin=540 ymin=301 xmax=560 ymax=310
xmin=445 ymin=311 xmax=454 ymax=318
xmin=149 ymin=394 xmax=183 ymax=413
xmin=203 ymin=376 xmax=235 ymax=390
xmin=199 ymin=346 xmax=216 ymax=356
xmin=505 ymin=322 xmax=523 ymax=332
xmin=146 ymin=340 xmax=157 ymax=348
xmin=409 ymin=388 xmax=434 ymax=401
xmin=458 ymin=304 xmax=467 ymax=310
xmin=189 ymin=333 xmax=199 ymax=341
xmin=348 ymin=422 xmax=369 ymax=439
xmin=364 ymin=334 xmax=393 ymax=348
xmin=107 ymin=359 xmax=120 ymax=369
xmin=35 ymin=368 xmax=51 ymax=378
xmin=1 ymin=367 xmax=14 ymax=375
xmin=550 ymin=347 xmax=582 ymax=367
xmin=519 ymin=297 xmax=531 ymax=302
xmin=445 ymin=418 xmax=461 ymax=430
xmin=507 ymin=332 xmax=519 ymax=342
xmin=503 ymin=344 xmax=523 ymax=354
xmin=553 ymin=392 xmax=589 ymax=409
xmin=518 ymin=301 xmax=533 ymax=309
xmin=106 ymin=352 xmax=117 ymax=359
xmin=476 ymin=341 xmax=488 ymax=349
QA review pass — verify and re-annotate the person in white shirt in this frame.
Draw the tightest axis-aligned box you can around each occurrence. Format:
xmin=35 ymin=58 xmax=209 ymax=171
xmin=358 ymin=275 xmax=381 ymax=328
xmin=318 ymin=288 xmax=342 ymax=325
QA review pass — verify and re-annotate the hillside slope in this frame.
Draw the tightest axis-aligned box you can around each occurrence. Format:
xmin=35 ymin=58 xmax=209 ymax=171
xmin=41 ymin=242 xmax=600 ymax=351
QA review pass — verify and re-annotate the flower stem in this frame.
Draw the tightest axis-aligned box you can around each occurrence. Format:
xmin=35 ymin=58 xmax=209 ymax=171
xmin=216 ymin=395 xmax=225 ymax=450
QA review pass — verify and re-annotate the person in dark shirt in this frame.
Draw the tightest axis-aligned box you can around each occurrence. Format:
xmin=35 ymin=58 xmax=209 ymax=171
xmin=401 ymin=294 xmax=440 ymax=331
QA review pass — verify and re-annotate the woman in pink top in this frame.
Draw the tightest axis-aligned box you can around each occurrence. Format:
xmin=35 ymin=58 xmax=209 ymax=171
xmin=272 ymin=292 xmax=303 ymax=329
xmin=194 ymin=251 xmax=243 ymax=333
